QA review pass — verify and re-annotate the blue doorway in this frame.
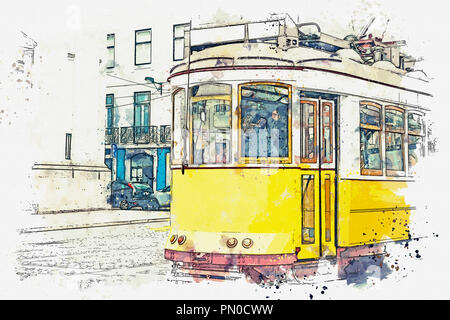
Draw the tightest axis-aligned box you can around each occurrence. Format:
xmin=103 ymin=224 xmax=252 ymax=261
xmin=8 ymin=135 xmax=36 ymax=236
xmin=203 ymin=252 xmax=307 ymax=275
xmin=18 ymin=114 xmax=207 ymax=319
xmin=156 ymin=148 xmax=170 ymax=191
xmin=130 ymin=153 xmax=154 ymax=187
xmin=116 ymin=149 xmax=126 ymax=181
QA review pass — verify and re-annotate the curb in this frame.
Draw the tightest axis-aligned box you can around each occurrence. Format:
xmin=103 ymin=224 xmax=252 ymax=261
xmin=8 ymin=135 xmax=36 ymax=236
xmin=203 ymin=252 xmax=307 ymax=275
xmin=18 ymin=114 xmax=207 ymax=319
xmin=33 ymin=208 xmax=113 ymax=215
xmin=18 ymin=217 xmax=170 ymax=234
xmin=33 ymin=208 xmax=171 ymax=215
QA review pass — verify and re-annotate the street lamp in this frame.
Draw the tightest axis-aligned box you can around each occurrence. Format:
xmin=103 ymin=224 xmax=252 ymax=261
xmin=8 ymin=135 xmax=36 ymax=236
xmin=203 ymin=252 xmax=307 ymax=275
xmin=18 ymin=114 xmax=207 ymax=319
xmin=145 ymin=76 xmax=163 ymax=95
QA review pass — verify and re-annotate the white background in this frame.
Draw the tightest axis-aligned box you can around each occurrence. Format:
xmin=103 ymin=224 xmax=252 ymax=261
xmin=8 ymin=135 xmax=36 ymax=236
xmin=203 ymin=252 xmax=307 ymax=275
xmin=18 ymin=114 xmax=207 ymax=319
xmin=0 ymin=0 xmax=449 ymax=299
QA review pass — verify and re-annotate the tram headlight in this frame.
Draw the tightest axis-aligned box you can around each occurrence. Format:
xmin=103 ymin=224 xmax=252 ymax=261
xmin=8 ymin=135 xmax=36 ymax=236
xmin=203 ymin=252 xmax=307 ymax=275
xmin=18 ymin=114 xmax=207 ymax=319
xmin=242 ymin=238 xmax=253 ymax=249
xmin=226 ymin=237 xmax=238 ymax=248
xmin=178 ymin=235 xmax=186 ymax=245
xmin=170 ymin=234 xmax=178 ymax=244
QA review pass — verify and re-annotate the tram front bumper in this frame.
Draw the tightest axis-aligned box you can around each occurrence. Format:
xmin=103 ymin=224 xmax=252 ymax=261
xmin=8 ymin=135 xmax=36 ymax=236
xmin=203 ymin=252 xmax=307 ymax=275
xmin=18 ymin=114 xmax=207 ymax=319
xmin=164 ymin=249 xmax=296 ymax=266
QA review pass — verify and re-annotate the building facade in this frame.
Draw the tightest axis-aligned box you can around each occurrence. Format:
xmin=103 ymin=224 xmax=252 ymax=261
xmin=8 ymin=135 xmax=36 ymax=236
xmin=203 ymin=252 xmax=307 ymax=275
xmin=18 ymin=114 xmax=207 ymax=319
xmin=13 ymin=28 xmax=112 ymax=213
xmin=100 ymin=20 xmax=190 ymax=199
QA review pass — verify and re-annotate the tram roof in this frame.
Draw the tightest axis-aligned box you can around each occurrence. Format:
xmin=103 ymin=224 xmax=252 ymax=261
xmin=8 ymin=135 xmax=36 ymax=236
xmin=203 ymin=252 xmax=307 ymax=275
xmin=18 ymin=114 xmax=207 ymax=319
xmin=170 ymin=17 xmax=431 ymax=97
xmin=170 ymin=42 xmax=431 ymax=97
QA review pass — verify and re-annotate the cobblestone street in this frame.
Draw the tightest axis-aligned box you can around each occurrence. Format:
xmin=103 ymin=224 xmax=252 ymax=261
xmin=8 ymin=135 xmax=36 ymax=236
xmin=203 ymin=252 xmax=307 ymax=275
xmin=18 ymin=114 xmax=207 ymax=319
xmin=15 ymin=222 xmax=172 ymax=290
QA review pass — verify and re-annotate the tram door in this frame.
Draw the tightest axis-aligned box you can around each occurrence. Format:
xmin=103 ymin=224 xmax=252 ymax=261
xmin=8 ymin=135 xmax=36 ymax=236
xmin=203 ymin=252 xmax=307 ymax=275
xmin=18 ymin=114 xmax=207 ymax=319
xmin=297 ymin=99 xmax=336 ymax=260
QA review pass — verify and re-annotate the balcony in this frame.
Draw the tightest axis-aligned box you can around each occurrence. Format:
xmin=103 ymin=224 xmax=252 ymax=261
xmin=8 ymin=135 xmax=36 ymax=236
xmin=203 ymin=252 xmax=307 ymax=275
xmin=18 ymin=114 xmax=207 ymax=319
xmin=105 ymin=127 xmax=119 ymax=145
xmin=160 ymin=125 xmax=171 ymax=144
xmin=121 ymin=126 xmax=159 ymax=144
xmin=105 ymin=126 xmax=170 ymax=145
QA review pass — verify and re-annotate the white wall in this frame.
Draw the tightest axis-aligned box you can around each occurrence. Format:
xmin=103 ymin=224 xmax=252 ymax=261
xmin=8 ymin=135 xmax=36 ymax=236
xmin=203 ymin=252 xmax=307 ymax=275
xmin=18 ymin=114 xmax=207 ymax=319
xmin=98 ymin=13 xmax=183 ymax=130
xmin=14 ymin=22 xmax=111 ymax=212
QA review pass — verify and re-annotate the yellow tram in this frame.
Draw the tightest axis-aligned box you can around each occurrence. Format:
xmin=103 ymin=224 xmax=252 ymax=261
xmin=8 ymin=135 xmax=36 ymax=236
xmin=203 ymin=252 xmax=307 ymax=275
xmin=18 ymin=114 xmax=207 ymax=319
xmin=164 ymin=17 xmax=432 ymax=282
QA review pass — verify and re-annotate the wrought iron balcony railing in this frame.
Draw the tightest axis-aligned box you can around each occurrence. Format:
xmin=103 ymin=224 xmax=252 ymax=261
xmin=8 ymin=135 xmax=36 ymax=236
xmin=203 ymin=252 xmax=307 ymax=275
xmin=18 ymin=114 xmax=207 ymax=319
xmin=120 ymin=126 xmax=158 ymax=144
xmin=106 ymin=126 xmax=171 ymax=145
xmin=160 ymin=125 xmax=171 ymax=144
xmin=105 ymin=127 xmax=119 ymax=144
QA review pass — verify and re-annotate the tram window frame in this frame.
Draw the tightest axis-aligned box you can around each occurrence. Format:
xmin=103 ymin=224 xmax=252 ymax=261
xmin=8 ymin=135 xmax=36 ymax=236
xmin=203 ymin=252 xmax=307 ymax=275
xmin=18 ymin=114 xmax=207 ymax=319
xmin=300 ymin=100 xmax=317 ymax=163
xmin=301 ymin=174 xmax=315 ymax=244
xmin=407 ymin=112 xmax=425 ymax=175
xmin=172 ymin=87 xmax=187 ymax=165
xmin=189 ymin=83 xmax=232 ymax=165
xmin=238 ymin=82 xmax=292 ymax=164
xmin=385 ymin=106 xmax=406 ymax=176
xmin=359 ymin=101 xmax=383 ymax=176
xmin=322 ymin=102 xmax=333 ymax=164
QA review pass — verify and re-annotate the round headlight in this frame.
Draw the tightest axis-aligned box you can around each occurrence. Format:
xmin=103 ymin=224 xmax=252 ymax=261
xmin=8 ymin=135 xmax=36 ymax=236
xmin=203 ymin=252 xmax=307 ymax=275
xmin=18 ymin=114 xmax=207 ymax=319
xmin=170 ymin=234 xmax=178 ymax=244
xmin=178 ymin=235 xmax=186 ymax=245
xmin=226 ymin=237 xmax=238 ymax=248
xmin=242 ymin=238 xmax=253 ymax=249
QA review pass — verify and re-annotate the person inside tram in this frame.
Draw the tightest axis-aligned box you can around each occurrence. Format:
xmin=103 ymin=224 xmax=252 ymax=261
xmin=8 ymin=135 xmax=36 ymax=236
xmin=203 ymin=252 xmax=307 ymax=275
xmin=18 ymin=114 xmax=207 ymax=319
xmin=241 ymin=100 xmax=289 ymax=158
xmin=242 ymin=106 xmax=268 ymax=131
xmin=268 ymin=106 xmax=288 ymax=157
xmin=215 ymin=142 xmax=227 ymax=164
xmin=241 ymin=105 xmax=267 ymax=158
xmin=268 ymin=109 xmax=281 ymax=127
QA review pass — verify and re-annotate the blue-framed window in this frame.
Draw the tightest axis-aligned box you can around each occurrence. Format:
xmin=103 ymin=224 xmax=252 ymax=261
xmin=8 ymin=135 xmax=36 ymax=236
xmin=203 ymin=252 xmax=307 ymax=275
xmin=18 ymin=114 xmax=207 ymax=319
xmin=134 ymin=92 xmax=150 ymax=131
xmin=106 ymin=94 xmax=114 ymax=133
xmin=173 ymin=23 xmax=189 ymax=61
xmin=135 ymin=29 xmax=152 ymax=65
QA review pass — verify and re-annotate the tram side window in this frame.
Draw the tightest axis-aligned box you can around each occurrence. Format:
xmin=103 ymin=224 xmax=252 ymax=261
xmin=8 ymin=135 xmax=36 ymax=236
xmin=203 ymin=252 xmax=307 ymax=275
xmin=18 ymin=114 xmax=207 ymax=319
xmin=300 ymin=101 xmax=317 ymax=162
xmin=408 ymin=113 xmax=425 ymax=174
xmin=360 ymin=102 xmax=382 ymax=175
xmin=173 ymin=88 xmax=186 ymax=164
xmin=385 ymin=107 xmax=405 ymax=175
xmin=240 ymin=83 xmax=290 ymax=161
xmin=322 ymin=103 xmax=333 ymax=163
xmin=190 ymin=83 xmax=232 ymax=165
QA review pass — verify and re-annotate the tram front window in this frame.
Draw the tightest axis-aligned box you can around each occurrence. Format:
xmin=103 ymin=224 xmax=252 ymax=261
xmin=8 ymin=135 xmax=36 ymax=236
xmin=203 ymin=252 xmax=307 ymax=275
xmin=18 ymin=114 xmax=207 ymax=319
xmin=190 ymin=83 xmax=232 ymax=165
xmin=240 ymin=84 xmax=289 ymax=160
